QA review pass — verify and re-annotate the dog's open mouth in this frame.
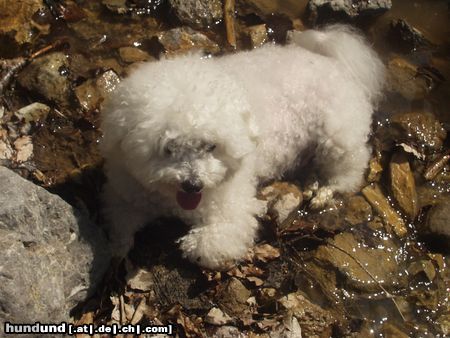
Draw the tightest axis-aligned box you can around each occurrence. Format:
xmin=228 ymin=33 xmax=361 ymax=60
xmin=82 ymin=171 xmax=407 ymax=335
xmin=176 ymin=191 xmax=202 ymax=210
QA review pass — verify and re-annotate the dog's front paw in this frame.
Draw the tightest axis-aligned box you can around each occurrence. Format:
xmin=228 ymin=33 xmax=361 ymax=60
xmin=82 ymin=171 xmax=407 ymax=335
xmin=178 ymin=226 xmax=252 ymax=270
xmin=309 ymin=186 xmax=335 ymax=209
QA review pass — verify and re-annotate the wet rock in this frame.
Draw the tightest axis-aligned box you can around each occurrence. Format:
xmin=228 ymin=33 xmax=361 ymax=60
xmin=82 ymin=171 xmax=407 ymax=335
xmin=0 ymin=0 xmax=47 ymax=44
xmin=118 ymin=47 xmax=153 ymax=63
xmin=387 ymin=57 xmax=430 ymax=100
xmin=217 ymin=277 xmax=251 ymax=317
xmin=0 ymin=167 xmax=110 ymax=325
xmin=367 ymin=155 xmax=383 ymax=182
xmin=407 ymin=260 xmax=436 ymax=282
xmin=426 ymin=201 xmax=450 ymax=238
xmin=362 ymin=184 xmax=407 ymax=237
xmin=259 ymin=182 xmax=303 ymax=230
xmin=307 ymin=0 xmax=392 ymax=24
xmin=389 ymin=19 xmax=431 ymax=52
xmin=314 ymin=232 xmax=401 ymax=292
xmin=168 ymin=0 xmax=223 ymax=29
xmin=205 ymin=307 xmax=232 ymax=325
xmin=236 ymin=0 xmax=305 ymax=19
xmin=278 ymin=292 xmax=334 ymax=337
xmin=257 ymin=288 xmax=277 ymax=306
xmin=14 ymin=102 xmax=50 ymax=123
xmin=344 ymin=195 xmax=373 ymax=225
xmin=390 ymin=112 xmax=447 ymax=155
xmin=158 ymin=27 xmax=220 ymax=56
xmin=381 ymin=323 xmax=409 ymax=338
xmin=102 ymin=0 xmax=128 ymax=14
xmin=244 ymin=24 xmax=268 ymax=48
xmin=75 ymin=70 xmax=120 ymax=112
xmin=18 ymin=52 xmax=71 ymax=106
xmin=389 ymin=152 xmax=418 ymax=219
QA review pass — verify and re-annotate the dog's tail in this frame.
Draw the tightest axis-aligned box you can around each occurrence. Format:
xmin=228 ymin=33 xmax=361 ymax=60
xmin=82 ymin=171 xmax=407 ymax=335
xmin=289 ymin=25 xmax=385 ymax=104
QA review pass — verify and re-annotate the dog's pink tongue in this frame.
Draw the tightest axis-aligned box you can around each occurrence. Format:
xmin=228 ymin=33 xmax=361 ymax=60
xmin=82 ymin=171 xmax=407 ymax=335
xmin=176 ymin=191 xmax=202 ymax=210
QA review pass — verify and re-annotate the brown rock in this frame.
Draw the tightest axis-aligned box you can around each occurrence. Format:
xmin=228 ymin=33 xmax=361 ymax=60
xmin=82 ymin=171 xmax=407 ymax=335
xmin=381 ymin=323 xmax=409 ymax=338
xmin=390 ymin=152 xmax=418 ymax=219
xmin=217 ymin=278 xmax=251 ymax=317
xmin=362 ymin=184 xmax=407 ymax=237
xmin=75 ymin=70 xmax=120 ymax=111
xmin=158 ymin=27 xmax=220 ymax=56
xmin=426 ymin=201 xmax=450 ymax=238
xmin=367 ymin=156 xmax=383 ymax=182
xmin=315 ymin=232 xmax=401 ymax=292
xmin=387 ymin=57 xmax=430 ymax=100
xmin=118 ymin=47 xmax=153 ymax=63
xmin=244 ymin=24 xmax=268 ymax=48
xmin=278 ymin=292 xmax=334 ymax=337
xmin=0 ymin=0 xmax=47 ymax=44
xmin=390 ymin=111 xmax=446 ymax=154
xmin=344 ymin=195 xmax=373 ymax=225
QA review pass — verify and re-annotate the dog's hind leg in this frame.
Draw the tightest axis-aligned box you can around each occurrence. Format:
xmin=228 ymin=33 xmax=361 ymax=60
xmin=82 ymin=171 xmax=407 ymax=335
xmin=309 ymin=136 xmax=371 ymax=209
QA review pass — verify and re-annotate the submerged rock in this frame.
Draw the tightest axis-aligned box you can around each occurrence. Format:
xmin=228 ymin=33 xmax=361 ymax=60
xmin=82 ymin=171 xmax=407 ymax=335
xmin=426 ymin=202 xmax=450 ymax=238
xmin=390 ymin=112 xmax=447 ymax=155
xmin=18 ymin=52 xmax=71 ymax=106
xmin=158 ymin=27 xmax=220 ymax=56
xmin=314 ymin=232 xmax=401 ymax=292
xmin=387 ymin=57 xmax=430 ymax=100
xmin=308 ymin=0 xmax=392 ymax=24
xmin=0 ymin=0 xmax=48 ymax=44
xmin=0 ymin=167 xmax=110 ymax=325
xmin=118 ymin=47 xmax=153 ymax=63
xmin=389 ymin=152 xmax=418 ymax=219
xmin=362 ymin=184 xmax=407 ymax=237
xmin=168 ymin=0 xmax=223 ymax=29
xmin=344 ymin=195 xmax=373 ymax=225
xmin=278 ymin=292 xmax=334 ymax=337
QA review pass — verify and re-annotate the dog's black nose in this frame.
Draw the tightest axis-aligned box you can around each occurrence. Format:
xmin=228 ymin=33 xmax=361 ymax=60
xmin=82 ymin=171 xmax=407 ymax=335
xmin=181 ymin=179 xmax=204 ymax=193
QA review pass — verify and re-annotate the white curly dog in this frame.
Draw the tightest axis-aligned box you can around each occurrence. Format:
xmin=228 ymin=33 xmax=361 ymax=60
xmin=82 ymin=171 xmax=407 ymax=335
xmin=100 ymin=25 xmax=384 ymax=269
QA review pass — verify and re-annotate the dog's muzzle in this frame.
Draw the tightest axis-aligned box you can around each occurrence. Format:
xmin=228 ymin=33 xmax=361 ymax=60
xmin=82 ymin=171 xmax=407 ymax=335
xmin=181 ymin=179 xmax=203 ymax=193
xmin=177 ymin=178 xmax=203 ymax=210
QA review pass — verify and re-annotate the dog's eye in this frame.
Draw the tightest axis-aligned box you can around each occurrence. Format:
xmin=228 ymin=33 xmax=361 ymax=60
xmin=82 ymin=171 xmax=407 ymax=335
xmin=205 ymin=144 xmax=216 ymax=152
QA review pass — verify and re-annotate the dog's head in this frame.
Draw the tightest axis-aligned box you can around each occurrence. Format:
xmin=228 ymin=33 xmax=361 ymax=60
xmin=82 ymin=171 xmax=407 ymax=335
xmin=101 ymin=55 xmax=259 ymax=210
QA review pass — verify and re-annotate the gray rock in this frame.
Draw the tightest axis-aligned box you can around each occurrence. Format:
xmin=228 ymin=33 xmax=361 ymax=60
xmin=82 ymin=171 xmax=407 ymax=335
xmin=14 ymin=102 xmax=50 ymax=123
xmin=168 ymin=0 xmax=223 ymax=29
xmin=389 ymin=19 xmax=431 ymax=52
xmin=18 ymin=52 xmax=71 ymax=106
xmin=308 ymin=0 xmax=392 ymax=24
xmin=0 ymin=167 xmax=110 ymax=325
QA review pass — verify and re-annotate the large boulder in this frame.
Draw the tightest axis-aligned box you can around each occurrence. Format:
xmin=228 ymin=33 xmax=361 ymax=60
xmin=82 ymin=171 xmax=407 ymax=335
xmin=0 ymin=166 xmax=110 ymax=325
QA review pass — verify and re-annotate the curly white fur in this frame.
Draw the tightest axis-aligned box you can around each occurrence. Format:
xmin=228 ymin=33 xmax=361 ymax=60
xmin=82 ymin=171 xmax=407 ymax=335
xmin=100 ymin=25 xmax=385 ymax=269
